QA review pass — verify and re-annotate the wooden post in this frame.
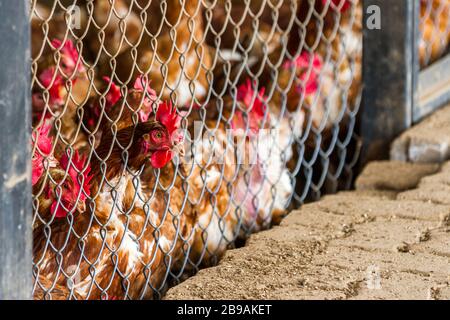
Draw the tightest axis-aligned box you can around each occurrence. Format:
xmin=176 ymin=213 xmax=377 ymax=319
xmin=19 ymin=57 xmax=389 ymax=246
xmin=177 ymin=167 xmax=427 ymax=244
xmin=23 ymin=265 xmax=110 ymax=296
xmin=360 ymin=0 xmax=420 ymax=165
xmin=0 ymin=0 xmax=32 ymax=299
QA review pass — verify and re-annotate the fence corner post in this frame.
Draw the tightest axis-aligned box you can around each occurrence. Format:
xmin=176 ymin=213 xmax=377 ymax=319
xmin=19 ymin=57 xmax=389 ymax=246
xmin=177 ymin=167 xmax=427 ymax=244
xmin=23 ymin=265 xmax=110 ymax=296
xmin=0 ymin=0 xmax=32 ymax=299
xmin=360 ymin=0 xmax=419 ymax=166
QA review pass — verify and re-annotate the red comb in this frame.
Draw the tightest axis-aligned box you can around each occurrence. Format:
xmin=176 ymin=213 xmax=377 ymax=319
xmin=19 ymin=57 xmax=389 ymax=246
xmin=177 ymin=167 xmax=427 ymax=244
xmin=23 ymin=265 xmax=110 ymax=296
xmin=60 ymin=150 xmax=92 ymax=202
xmin=283 ymin=52 xmax=322 ymax=70
xmin=33 ymin=122 xmax=53 ymax=156
xmin=237 ymin=79 xmax=268 ymax=118
xmin=156 ymin=101 xmax=181 ymax=136
xmin=232 ymin=79 xmax=269 ymax=135
xmin=134 ymin=75 xmax=158 ymax=122
xmin=295 ymin=53 xmax=322 ymax=96
xmin=39 ymin=67 xmax=65 ymax=107
xmin=51 ymin=38 xmax=85 ymax=75
xmin=103 ymin=76 xmax=122 ymax=108
xmin=32 ymin=122 xmax=54 ymax=186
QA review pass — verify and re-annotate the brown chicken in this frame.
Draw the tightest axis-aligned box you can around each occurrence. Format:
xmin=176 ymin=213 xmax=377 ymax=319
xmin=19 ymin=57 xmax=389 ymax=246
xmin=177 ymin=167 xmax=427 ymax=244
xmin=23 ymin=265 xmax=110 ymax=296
xmin=85 ymin=0 xmax=143 ymax=62
xmin=182 ymin=101 xmax=240 ymax=268
xmin=206 ymin=0 xmax=292 ymax=94
xmin=242 ymin=0 xmax=362 ymax=200
xmin=107 ymin=0 xmax=212 ymax=107
xmin=284 ymin=0 xmax=362 ymax=129
xmin=32 ymin=120 xmax=91 ymax=231
xmin=82 ymin=75 xmax=159 ymax=145
xmin=182 ymin=79 xmax=292 ymax=270
xmin=32 ymin=33 xmax=94 ymax=152
xmin=33 ymin=109 xmax=192 ymax=300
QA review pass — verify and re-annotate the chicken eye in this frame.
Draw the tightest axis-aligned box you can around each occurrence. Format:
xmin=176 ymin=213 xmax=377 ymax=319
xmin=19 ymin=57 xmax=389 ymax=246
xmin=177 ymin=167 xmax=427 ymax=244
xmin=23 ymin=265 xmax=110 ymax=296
xmin=151 ymin=130 xmax=164 ymax=143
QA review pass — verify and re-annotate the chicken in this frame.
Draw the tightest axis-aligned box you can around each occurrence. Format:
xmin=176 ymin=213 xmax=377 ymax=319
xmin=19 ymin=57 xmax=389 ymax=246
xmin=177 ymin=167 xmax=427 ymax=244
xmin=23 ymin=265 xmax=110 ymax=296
xmin=82 ymin=75 xmax=158 ymax=145
xmin=286 ymin=0 xmax=363 ymax=198
xmin=206 ymin=0 xmax=292 ymax=94
xmin=285 ymin=0 xmax=362 ymax=130
xmin=183 ymin=102 xmax=240 ymax=268
xmin=109 ymin=0 xmax=212 ymax=107
xmin=33 ymin=107 xmax=191 ymax=300
xmin=239 ymin=0 xmax=362 ymax=202
xmin=419 ymin=0 xmax=450 ymax=67
xmin=32 ymin=137 xmax=91 ymax=231
xmin=32 ymin=37 xmax=94 ymax=152
xmin=184 ymin=79 xmax=292 ymax=269
xmin=209 ymin=0 xmax=361 ymax=166
xmin=268 ymin=52 xmax=322 ymax=149
xmin=232 ymin=80 xmax=293 ymax=234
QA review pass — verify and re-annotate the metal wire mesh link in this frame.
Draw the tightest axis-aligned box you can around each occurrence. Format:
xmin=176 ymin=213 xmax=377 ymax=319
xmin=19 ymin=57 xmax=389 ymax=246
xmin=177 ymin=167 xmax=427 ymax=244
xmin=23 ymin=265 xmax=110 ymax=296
xmin=30 ymin=0 xmax=363 ymax=299
xmin=419 ymin=0 xmax=450 ymax=68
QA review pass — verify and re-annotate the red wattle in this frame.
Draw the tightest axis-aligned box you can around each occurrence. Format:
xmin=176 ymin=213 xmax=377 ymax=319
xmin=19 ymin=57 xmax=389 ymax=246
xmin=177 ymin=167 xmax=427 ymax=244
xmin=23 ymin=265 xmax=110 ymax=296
xmin=150 ymin=149 xmax=173 ymax=169
xmin=51 ymin=201 xmax=69 ymax=218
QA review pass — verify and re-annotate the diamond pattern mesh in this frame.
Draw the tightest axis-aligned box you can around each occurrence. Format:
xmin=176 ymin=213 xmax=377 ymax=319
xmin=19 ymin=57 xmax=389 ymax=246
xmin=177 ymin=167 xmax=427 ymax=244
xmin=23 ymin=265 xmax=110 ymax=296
xmin=31 ymin=0 xmax=362 ymax=300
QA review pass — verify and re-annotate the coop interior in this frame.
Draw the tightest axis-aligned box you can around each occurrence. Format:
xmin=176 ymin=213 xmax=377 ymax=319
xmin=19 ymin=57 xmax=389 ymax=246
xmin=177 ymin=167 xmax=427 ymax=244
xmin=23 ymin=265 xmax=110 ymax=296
xmin=30 ymin=0 xmax=450 ymax=300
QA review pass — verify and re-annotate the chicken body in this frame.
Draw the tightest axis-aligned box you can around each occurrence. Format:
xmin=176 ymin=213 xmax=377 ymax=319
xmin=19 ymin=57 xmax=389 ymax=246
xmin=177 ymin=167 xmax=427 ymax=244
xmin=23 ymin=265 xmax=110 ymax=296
xmin=31 ymin=2 xmax=94 ymax=151
xmin=98 ymin=0 xmax=213 ymax=107
xmin=33 ymin=120 xmax=193 ymax=300
xmin=185 ymin=115 xmax=239 ymax=267
xmin=32 ymin=37 xmax=93 ymax=152
xmin=234 ymin=127 xmax=293 ymax=234
xmin=284 ymin=0 xmax=362 ymax=131
xmin=184 ymin=81 xmax=293 ymax=268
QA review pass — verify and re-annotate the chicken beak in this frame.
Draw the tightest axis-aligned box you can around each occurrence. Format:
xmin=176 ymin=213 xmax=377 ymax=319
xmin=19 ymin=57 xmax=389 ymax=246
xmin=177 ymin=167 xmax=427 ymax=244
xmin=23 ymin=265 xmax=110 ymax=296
xmin=76 ymin=200 xmax=86 ymax=213
xmin=47 ymin=157 xmax=59 ymax=169
xmin=176 ymin=142 xmax=185 ymax=157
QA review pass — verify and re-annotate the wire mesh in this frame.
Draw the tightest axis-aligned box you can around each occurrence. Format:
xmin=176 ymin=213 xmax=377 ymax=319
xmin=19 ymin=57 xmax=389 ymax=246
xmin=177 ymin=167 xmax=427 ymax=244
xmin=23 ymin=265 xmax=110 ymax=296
xmin=30 ymin=0 xmax=362 ymax=300
xmin=419 ymin=0 xmax=450 ymax=68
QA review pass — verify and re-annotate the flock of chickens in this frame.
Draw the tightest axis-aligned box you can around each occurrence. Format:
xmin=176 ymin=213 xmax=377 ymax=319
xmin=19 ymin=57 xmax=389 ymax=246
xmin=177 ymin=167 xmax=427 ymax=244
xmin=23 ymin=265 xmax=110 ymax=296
xmin=30 ymin=0 xmax=448 ymax=300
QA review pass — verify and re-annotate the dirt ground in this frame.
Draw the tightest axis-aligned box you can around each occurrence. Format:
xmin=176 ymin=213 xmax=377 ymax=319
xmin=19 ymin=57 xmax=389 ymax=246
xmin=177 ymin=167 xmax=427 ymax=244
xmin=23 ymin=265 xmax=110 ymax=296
xmin=165 ymin=161 xmax=450 ymax=300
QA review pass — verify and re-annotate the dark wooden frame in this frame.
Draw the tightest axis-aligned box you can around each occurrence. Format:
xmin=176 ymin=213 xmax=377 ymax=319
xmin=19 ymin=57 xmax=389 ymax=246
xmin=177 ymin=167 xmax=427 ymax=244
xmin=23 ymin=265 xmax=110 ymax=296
xmin=360 ymin=0 xmax=420 ymax=164
xmin=416 ymin=53 xmax=450 ymax=122
xmin=0 ymin=0 xmax=32 ymax=299
xmin=361 ymin=0 xmax=450 ymax=165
